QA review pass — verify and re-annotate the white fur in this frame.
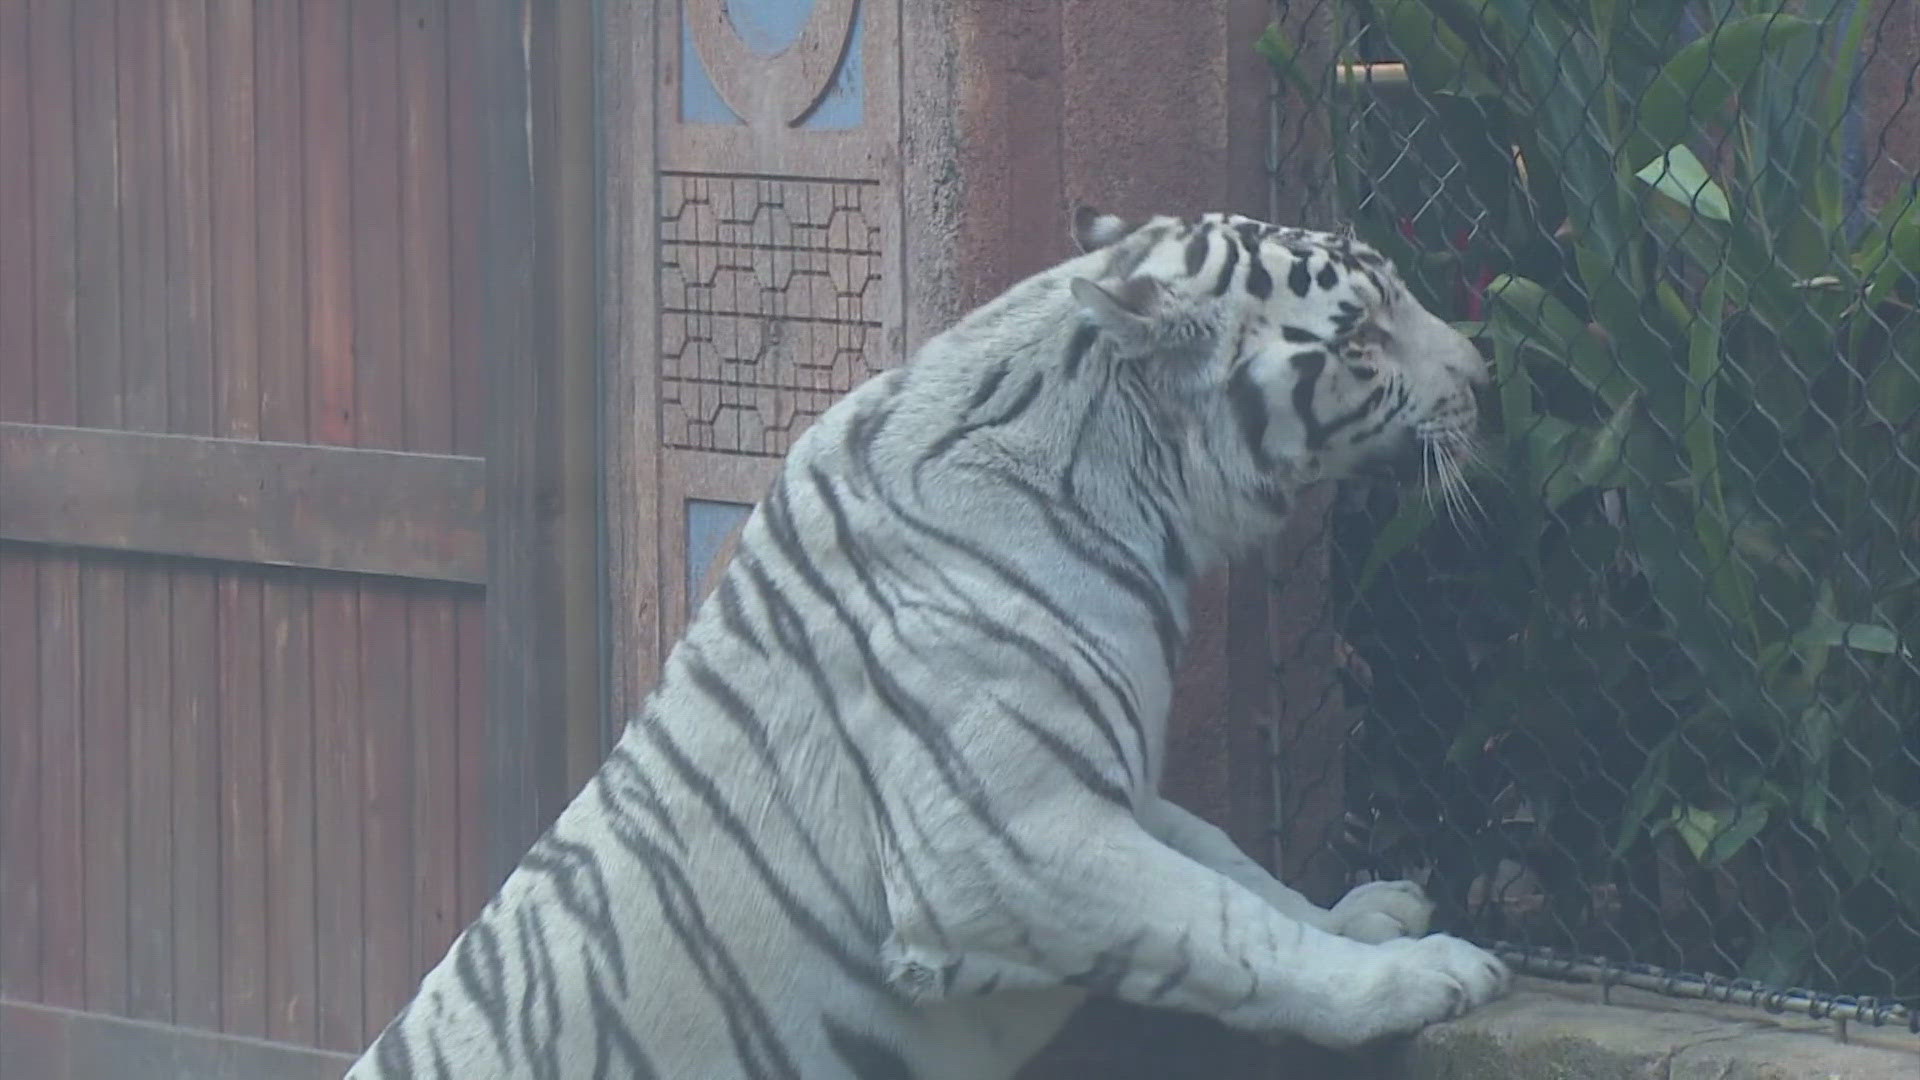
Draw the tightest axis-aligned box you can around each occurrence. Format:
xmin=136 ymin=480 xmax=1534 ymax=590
xmin=346 ymin=210 xmax=1505 ymax=1079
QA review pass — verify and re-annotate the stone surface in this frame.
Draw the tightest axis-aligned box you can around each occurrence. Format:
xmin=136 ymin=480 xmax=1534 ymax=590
xmin=1388 ymin=979 xmax=1920 ymax=1080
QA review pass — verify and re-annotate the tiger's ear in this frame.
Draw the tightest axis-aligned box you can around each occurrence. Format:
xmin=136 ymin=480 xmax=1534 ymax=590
xmin=1070 ymin=274 xmax=1164 ymax=335
xmin=1071 ymin=205 xmax=1134 ymax=253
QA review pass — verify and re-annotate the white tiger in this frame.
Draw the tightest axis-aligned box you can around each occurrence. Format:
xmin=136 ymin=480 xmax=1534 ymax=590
xmin=347 ymin=206 xmax=1508 ymax=1079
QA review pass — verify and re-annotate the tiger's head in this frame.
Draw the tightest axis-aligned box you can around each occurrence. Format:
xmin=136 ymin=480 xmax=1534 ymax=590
xmin=1064 ymin=206 xmax=1486 ymax=521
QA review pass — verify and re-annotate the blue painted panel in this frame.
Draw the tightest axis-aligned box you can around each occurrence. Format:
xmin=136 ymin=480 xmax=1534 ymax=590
xmin=728 ymin=0 xmax=814 ymax=56
xmin=687 ymin=499 xmax=754 ymax=606
xmin=680 ymin=21 xmax=744 ymax=125
xmin=796 ymin=5 xmax=863 ymax=130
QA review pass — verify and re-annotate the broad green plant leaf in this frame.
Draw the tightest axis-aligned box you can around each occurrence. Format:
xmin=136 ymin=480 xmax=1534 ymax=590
xmin=1635 ymin=145 xmax=1731 ymax=222
xmin=1621 ymin=14 xmax=1820 ymax=174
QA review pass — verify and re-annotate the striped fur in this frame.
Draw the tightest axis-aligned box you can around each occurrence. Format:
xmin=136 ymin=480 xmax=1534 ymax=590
xmin=346 ymin=208 xmax=1507 ymax=1079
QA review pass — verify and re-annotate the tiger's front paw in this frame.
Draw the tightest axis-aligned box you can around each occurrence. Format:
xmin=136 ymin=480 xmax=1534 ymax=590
xmin=1327 ymin=879 xmax=1433 ymax=943
xmin=1330 ymin=934 xmax=1510 ymax=1047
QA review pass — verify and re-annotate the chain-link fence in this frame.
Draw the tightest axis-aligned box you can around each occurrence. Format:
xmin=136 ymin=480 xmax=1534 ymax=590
xmin=1259 ymin=0 xmax=1920 ymax=1029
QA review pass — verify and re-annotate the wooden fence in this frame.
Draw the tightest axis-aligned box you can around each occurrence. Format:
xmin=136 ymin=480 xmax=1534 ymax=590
xmin=0 ymin=1 xmax=600 ymax=1073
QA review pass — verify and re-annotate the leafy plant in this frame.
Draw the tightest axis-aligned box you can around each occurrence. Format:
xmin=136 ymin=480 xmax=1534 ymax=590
xmin=1264 ymin=0 xmax=1920 ymax=997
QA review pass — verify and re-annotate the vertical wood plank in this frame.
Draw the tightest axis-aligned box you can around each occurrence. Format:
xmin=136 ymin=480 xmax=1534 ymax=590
xmin=348 ymin=0 xmax=415 ymax=1035
xmin=118 ymin=0 xmax=177 ymax=1025
xmin=303 ymin=0 xmax=362 ymax=1051
xmin=28 ymin=0 xmax=85 ymax=1010
xmin=0 ymin=546 xmax=42 ymax=1002
xmin=73 ymin=0 xmax=130 ymax=1018
xmin=445 ymin=0 xmax=484 ymax=464
xmin=399 ymin=0 xmax=463 ymax=977
xmin=208 ymin=0 xmax=265 ymax=1040
xmin=597 ymin=0 xmax=663 ymax=727
xmin=162 ymin=0 xmax=224 ymax=1033
xmin=445 ymin=0 xmax=490 ymax=921
xmin=456 ymin=603 xmax=488 ymax=920
xmin=479 ymin=0 xmax=569 ymax=893
xmin=254 ymin=0 xmax=316 ymax=1046
xmin=0 ymin=0 xmax=43 ymax=1002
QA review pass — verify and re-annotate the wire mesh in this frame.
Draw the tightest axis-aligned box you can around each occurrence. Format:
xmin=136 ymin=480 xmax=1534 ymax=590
xmin=1260 ymin=0 xmax=1920 ymax=1019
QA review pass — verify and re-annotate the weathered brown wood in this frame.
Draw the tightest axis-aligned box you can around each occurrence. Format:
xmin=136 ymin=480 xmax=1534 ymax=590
xmin=0 ymin=998 xmax=356 ymax=1080
xmin=161 ymin=0 xmax=223 ymax=1032
xmin=310 ymin=574 xmax=364 ymax=1054
xmin=349 ymin=0 xmax=418 ymax=1035
xmin=479 ymin=0 xmax=570 ymax=891
xmin=546 ymin=0 xmax=607 ymax=794
xmin=0 ymin=423 xmax=488 ymax=584
xmin=117 ymin=0 xmax=176 ymax=1026
xmin=254 ymin=0 xmax=317 ymax=1047
xmin=0 ymin=0 xmax=42 ymax=1005
xmin=596 ymin=0 xmax=663 ymax=731
xmin=456 ymin=601 xmax=489 ymax=921
xmin=401 ymin=0 xmax=466 ymax=979
xmin=208 ymin=0 xmax=266 ymax=1039
xmin=28 ymin=0 xmax=85 ymax=1012
xmin=0 ymin=547 xmax=41 ymax=1002
xmin=72 ymin=0 xmax=130 ymax=1020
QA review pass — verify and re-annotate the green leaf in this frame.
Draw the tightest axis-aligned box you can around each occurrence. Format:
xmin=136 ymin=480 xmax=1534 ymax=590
xmin=1542 ymin=391 xmax=1640 ymax=512
xmin=1859 ymin=196 xmax=1920 ymax=307
xmin=1635 ymin=145 xmax=1731 ymax=222
xmin=1670 ymin=803 xmax=1771 ymax=866
xmin=1795 ymin=618 xmax=1906 ymax=657
xmin=1622 ymin=14 xmax=1821 ymax=174
xmin=1254 ymin=24 xmax=1318 ymax=102
xmin=1366 ymin=0 xmax=1501 ymax=97
xmin=1611 ymin=732 xmax=1676 ymax=857
xmin=1484 ymin=274 xmax=1629 ymax=410
xmin=1353 ymin=496 xmax=1440 ymax=597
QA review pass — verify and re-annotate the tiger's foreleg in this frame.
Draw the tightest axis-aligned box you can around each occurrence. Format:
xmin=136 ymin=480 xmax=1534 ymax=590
xmin=1135 ymin=796 xmax=1434 ymax=944
xmin=883 ymin=803 xmax=1508 ymax=1050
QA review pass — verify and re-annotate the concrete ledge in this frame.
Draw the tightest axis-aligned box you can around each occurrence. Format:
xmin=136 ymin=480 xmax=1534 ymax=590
xmin=1388 ymin=977 xmax=1919 ymax=1079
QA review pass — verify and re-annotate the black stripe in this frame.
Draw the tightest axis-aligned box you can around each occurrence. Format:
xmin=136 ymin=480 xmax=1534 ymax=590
xmin=714 ymin=570 xmax=768 ymax=658
xmin=682 ymin=643 xmax=882 ymax=942
xmin=1062 ymin=322 xmax=1099 ymax=379
xmin=452 ymin=921 xmax=515 ymax=1069
xmin=1316 ymin=262 xmax=1340 ymax=290
xmin=736 ymin=554 xmax=950 ymax=947
xmin=969 ymin=467 xmax=1182 ymax=677
xmin=1287 ymin=256 xmax=1312 ymax=298
xmin=823 ymin=1016 xmax=916 ymax=1080
xmin=513 ymin=904 xmax=563 ymax=1080
xmin=585 ymin=944 xmax=660 ymax=1080
xmin=600 ymin=784 xmax=798 ymax=1080
xmin=964 ymin=363 xmax=1008 ymax=413
xmin=1348 ymin=381 xmax=1413 ymax=445
xmin=644 ymin=719 xmax=892 ymax=992
xmin=915 ymin=372 xmax=1044 ymax=470
xmin=597 ymin=741 xmax=688 ymax=852
xmin=518 ymin=836 xmax=629 ymax=995
xmin=1229 ymin=362 xmax=1272 ymax=469
xmin=760 ymin=482 xmax=1031 ymax=863
xmin=1183 ymin=228 xmax=1210 ymax=275
xmin=1211 ymin=234 xmax=1240 ymax=296
xmin=373 ymin=1003 xmax=415 ymax=1077
xmin=1281 ymin=324 xmax=1320 ymax=344
xmin=1245 ymin=245 xmax=1273 ymax=300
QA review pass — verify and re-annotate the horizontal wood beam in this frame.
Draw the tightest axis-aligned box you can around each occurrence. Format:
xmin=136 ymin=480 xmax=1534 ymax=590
xmin=1 ymin=998 xmax=355 ymax=1080
xmin=0 ymin=422 xmax=487 ymax=584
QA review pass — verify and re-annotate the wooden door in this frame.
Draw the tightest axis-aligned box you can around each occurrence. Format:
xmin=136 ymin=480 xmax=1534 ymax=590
xmin=602 ymin=0 xmax=906 ymax=716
